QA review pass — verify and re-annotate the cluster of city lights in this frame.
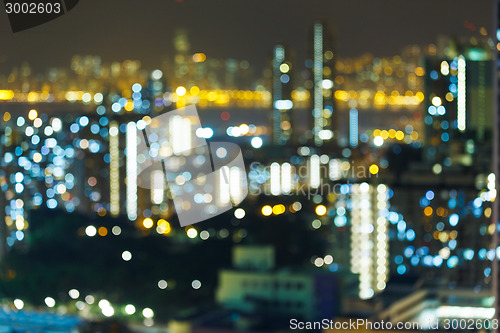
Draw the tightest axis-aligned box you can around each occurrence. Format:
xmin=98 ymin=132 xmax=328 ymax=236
xmin=12 ymin=290 xmax=156 ymax=326
xmin=393 ymin=179 xmax=495 ymax=280
xmin=335 ymin=90 xmax=424 ymax=108
xmin=261 ymin=202 xmax=303 ymax=216
xmin=372 ymin=128 xmax=419 ymax=147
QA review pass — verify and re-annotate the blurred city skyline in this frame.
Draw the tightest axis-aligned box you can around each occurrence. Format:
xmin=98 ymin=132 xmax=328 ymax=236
xmin=0 ymin=1 xmax=497 ymax=331
xmin=0 ymin=0 xmax=494 ymax=72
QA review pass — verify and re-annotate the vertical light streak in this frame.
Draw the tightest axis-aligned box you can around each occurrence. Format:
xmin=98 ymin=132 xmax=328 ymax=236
xmin=219 ymin=166 xmax=231 ymax=205
xmin=109 ymin=121 xmax=120 ymax=217
xmin=310 ymin=155 xmax=320 ymax=189
xmin=126 ymin=122 xmax=137 ymax=220
xmin=313 ymin=22 xmax=324 ymax=145
xmin=358 ymin=182 xmax=372 ymax=300
xmin=351 ymin=185 xmax=361 ymax=277
xmin=170 ymin=116 xmax=192 ymax=155
xmin=329 ymin=159 xmax=341 ymax=181
xmin=281 ymin=162 xmax=292 ymax=194
xmin=457 ymin=55 xmax=466 ymax=132
xmin=375 ymin=184 xmax=389 ymax=292
xmin=270 ymin=162 xmax=281 ymax=196
xmin=151 ymin=170 xmax=164 ymax=205
xmin=230 ymin=167 xmax=242 ymax=203
xmin=349 ymin=108 xmax=359 ymax=147
xmin=273 ymin=46 xmax=285 ymax=144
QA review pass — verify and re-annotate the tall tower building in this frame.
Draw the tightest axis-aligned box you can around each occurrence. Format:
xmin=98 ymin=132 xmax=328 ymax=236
xmin=326 ymin=182 xmax=390 ymax=300
xmin=350 ymin=183 xmax=390 ymax=299
xmin=173 ymin=29 xmax=191 ymax=82
xmin=422 ymin=57 xmax=458 ymax=164
xmin=311 ymin=21 xmax=336 ymax=146
xmin=144 ymin=69 xmax=169 ymax=116
xmin=349 ymin=108 xmax=359 ymax=147
xmin=467 ymin=59 xmax=494 ymax=142
xmin=423 ymin=45 xmax=494 ymax=165
xmin=271 ymin=45 xmax=293 ymax=145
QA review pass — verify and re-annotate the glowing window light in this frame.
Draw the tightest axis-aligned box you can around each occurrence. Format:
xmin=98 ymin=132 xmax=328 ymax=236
xmin=431 ymin=96 xmax=442 ymax=107
xmin=109 ymin=121 xmax=120 ymax=217
xmin=234 ymin=208 xmax=245 ymax=219
xmin=44 ymin=297 xmax=55 ymax=308
xmin=351 ymin=183 xmax=379 ymax=299
xmin=13 ymin=299 xmax=23 ymax=310
xmin=360 ymin=187 xmax=372 ymax=299
xmin=272 ymin=204 xmax=285 ymax=215
xmin=321 ymin=79 xmax=333 ymax=89
xmin=351 ymin=194 xmax=361 ymax=271
xmin=125 ymin=304 xmax=136 ymax=315
xmin=218 ymin=166 xmax=230 ymax=205
xmin=180 ymin=116 xmax=192 ymax=153
xmin=176 ymin=86 xmax=187 ymax=96
xmin=374 ymin=136 xmax=384 ymax=146
xmin=0 ymin=90 xmax=14 ymax=100
xmin=313 ymin=22 xmax=324 ymax=145
xmin=251 ymin=137 xmax=263 ymax=148
xmin=85 ymin=225 xmax=97 ymax=237
xmin=281 ymin=163 xmax=292 ymax=194
xmin=28 ymin=109 xmax=37 ymax=121
xmin=261 ymin=205 xmax=272 ymax=216
xmin=369 ymin=164 xmax=379 ymax=175
xmin=151 ymin=170 xmax=164 ymax=205
xmin=375 ymin=185 xmax=389 ymax=291
xmin=315 ymin=205 xmax=327 ymax=216
xmin=126 ymin=122 xmax=137 ymax=221
xmin=487 ymin=173 xmax=496 ymax=201
xmin=437 ymin=306 xmax=494 ymax=319
xmin=272 ymin=45 xmax=285 ymax=144
xmin=143 ymin=218 xmax=154 ymax=229
xmin=318 ymin=129 xmax=333 ymax=140
xmin=329 ymin=159 xmax=341 ymax=181
xmin=457 ymin=55 xmax=466 ymax=132
xmin=279 ymin=63 xmax=289 ymax=73
xmin=170 ymin=116 xmax=192 ymax=155
xmin=142 ymin=307 xmax=155 ymax=318
xmin=440 ymin=61 xmax=449 ymax=75
xmin=270 ymin=162 xmax=281 ymax=196
xmin=310 ymin=155 xmax=320 ymax=189
xmin=274 ymin=99 xmax=293 ymax=110
xmin=230 ymin=167 xmax=242 ymax=203
xmin=122 ymin=251 xmax=132 ymax=261
xmin=349 ymin=108 xmax=358 ymax=147
xmin=187 ymin=228 xmax=198 ymax=239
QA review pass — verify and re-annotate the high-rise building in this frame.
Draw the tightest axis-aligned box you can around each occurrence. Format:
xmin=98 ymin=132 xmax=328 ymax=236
xmin=271 ymin=44 xmax=294 ymax=145
xmin=349 ymin=108 xmax=359 ymax=147
xmin=467 ymin=59 xmax=495 ymax=142
xmin=423 ymin=40 xmax=494 ymax=166
xmin=272 ymin=44 xmax=293 ymax=145
xmin=173 ymin=29 xmax=191 ymax=82
xmin=216 ymin=245 xmax=339 ymax=321
xmin=389 ymin=177 xmax=494 ymax=288
xmin=349 ymin=183 xmax=390 ymax=299
xmin=310 ymin=21 xmax=336 ymax=146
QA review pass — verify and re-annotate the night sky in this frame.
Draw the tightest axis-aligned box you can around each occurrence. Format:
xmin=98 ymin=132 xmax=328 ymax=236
xmin=0 ymin=0 xmax=495 ymax=73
